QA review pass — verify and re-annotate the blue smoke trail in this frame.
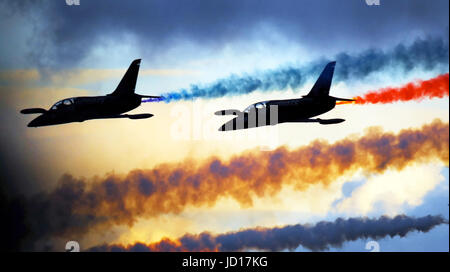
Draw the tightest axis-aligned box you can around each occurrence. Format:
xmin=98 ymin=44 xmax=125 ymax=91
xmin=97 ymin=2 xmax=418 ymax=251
xmin=142 ymin=97 xmax=165 ymax=103
xmin=162 ymin=36 xmax=449 ymax=102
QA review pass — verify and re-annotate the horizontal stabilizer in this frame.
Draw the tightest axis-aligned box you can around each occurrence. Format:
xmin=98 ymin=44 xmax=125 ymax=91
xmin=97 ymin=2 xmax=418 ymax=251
xmin=139 ymin=95 xmax=165 ymax=103
xmin=214 ymin=109 xmax=242 ymax=116
xmin=138 ymin=95 xmax=164 ymax=99
xmin=20 ymin=108 xmax=47 ymax=114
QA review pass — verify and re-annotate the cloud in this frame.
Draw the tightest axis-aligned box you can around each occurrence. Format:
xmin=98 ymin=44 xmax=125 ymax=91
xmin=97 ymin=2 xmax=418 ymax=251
xmin=88 ymin=214 xmax=448 ymax=252
xmin=0 ymin=68 xmax=200 ymax=88
xmin=336 ymin=164 xmax=446 ymax=215
xmin=0 ymin=69 xmax=40 ymax=84
xmin=2 ymin=0 xmax=448 ymax=67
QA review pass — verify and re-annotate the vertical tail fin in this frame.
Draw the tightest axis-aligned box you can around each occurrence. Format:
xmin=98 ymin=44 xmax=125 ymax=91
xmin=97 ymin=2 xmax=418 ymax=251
xmin=305 ymin=61 xmax=336 ymax=97
xmin=110 ymin=59 xmax=141 ymax=96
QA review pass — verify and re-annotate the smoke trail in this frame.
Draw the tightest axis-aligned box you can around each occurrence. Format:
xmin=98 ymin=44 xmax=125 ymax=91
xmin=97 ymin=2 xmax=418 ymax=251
xmin=88 ymin=214 xmax=448 ymax=252
xmin=142 ymin=97 xmax=165 ymax=103
xmin=11 ymin=119 xmax=448 ymax=245
xmin=337 ymin=73 xmax=449 ymax=105
xmin=162 ymin=36 xmax=449 ymax=101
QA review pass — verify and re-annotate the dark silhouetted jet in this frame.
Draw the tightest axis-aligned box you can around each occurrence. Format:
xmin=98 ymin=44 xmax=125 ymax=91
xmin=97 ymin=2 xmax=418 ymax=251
xmin=215 ymin=61 xmax=354 ymax=131
xmin=21 ymin=59 xmax=162 ymax=127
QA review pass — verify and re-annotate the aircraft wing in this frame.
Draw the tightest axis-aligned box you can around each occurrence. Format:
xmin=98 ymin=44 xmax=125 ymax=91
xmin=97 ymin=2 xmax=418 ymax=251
xmin=295 ymin=118 xmax=345 ymax=124
xmin=218 ymin=117 xmax=345 ymax=131
xmin=121 ymin=113 xmax=154 ymax=119
xmin=93 ymin=113 xmax=154 ymax=120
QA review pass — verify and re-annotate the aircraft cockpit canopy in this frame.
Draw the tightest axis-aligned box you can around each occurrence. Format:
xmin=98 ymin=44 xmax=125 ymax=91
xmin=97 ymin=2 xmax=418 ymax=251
xmin=244 ymin=101 xmax=267 ymax=113
xmin=50 ymin=98 xmax=74 ymax=110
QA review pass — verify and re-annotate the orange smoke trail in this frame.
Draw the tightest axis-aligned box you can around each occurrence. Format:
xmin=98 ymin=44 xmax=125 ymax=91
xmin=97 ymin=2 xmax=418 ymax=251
xmin=24 ymin=119 xmax=449 ymax=238
xmin=336 ymin=73 xmax=449 ymax=105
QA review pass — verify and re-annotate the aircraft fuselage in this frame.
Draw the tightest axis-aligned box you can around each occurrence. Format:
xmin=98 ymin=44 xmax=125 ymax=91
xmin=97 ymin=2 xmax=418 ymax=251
xmin=27 ymin=94 xmax=142 ymax=127
xmin=217 ymin=61 xmax=353 ymax=131
xmin=22 ymin=59 xmax=161 ymax=127
xmin=269 ymin=96 xmax=336 ymax=123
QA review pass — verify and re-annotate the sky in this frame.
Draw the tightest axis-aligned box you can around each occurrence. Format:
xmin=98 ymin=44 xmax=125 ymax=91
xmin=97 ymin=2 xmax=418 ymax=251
xmin=0 ymin=0 xmax=448 ymax=252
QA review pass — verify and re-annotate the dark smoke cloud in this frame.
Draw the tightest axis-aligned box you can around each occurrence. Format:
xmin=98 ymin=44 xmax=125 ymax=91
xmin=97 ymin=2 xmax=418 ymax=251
xmin=1 ymin=0 xmax=448 ymax=68
xmin=0 ymin=189 xmax=29 ymax=251
xmin=88 ymin=214 xmax=448 ymax=252
xmin=162 ymin=36 xmax=449 ymax=101
xmin=4 ymin=119 xmax=448 ymax=250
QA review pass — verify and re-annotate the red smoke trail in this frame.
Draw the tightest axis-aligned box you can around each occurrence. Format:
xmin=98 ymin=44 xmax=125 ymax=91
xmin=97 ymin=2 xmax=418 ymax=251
xmin=336 ymin=73 xmax=449 ymax=105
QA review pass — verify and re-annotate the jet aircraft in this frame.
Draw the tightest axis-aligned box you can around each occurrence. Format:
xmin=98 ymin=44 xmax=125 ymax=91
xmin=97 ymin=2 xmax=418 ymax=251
xmin=215 ymin=61 xmax=354 ymax=131
xmin=21 ymin=59 xmax=162 ymax=127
